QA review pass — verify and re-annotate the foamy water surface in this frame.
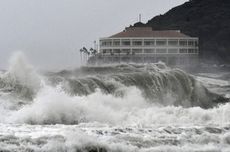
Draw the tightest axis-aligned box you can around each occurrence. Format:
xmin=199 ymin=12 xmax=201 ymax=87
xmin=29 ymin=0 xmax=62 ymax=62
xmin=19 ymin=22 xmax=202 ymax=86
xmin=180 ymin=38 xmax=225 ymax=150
xmin=0 ymin=52 xmax=230 ymax=152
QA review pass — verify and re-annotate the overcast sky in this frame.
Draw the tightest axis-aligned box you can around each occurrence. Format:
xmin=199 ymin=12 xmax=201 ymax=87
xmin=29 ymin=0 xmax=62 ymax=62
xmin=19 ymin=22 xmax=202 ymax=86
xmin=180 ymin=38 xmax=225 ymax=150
xmin=0 ymin=0 xmax=188 ymax=70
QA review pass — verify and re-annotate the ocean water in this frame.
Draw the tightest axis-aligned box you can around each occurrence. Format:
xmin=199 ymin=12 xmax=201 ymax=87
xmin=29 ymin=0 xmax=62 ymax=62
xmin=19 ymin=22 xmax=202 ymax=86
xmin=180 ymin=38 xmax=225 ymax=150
xmin=0 ymin=52 xmax=230 ymax=152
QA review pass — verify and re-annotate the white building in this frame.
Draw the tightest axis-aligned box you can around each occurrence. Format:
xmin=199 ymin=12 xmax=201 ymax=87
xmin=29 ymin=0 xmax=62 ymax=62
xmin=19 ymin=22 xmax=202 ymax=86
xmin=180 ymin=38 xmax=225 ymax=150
xmin=89 ymin=27 xmax=199 ymax=67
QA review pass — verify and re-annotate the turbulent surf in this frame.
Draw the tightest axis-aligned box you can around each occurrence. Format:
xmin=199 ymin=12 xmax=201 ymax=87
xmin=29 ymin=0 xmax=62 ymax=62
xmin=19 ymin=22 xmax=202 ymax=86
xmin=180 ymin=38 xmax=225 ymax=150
xmin=0 ymin=52 xmax=230 ymax=152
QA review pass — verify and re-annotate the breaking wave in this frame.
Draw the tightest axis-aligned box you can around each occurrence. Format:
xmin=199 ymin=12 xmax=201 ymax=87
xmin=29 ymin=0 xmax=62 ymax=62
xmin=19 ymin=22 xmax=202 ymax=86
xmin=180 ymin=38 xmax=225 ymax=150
xmin=1 ymin=52 xmax=230 ymax=152
xmin=52 ymin=65 xmax=227 ymax=108
xmin=0 ymin=52 xmax=42 ymax=100
xmin=0 ymin=52 xmax=228 ymax=125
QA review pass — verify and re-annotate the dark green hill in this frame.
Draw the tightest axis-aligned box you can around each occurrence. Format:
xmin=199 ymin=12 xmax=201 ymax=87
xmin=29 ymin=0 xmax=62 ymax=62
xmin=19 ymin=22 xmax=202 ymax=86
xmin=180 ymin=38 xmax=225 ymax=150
xmin=134 ymin=0 xmax=230 ymax=64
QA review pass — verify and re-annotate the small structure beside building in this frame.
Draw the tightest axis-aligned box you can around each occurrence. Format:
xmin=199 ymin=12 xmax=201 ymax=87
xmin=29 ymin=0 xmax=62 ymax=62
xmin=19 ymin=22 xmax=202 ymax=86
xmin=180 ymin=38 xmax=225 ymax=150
xmin=88 ymin=27 xmax=199 ymax=67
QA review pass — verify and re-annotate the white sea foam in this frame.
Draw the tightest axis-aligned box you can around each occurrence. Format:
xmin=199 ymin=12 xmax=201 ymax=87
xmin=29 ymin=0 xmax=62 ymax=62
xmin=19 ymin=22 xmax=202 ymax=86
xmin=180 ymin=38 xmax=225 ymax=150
xmin=3 ymin=81 xmax=229 ymax=126
xmin=1 ymin=55 xmax=229 ymax=125
xmin=8 ymin=85 xmax=148 ymax=125
xmin=0 ymin=52 xmax=230 ymax=151
xmin=4 ymin=51 xmax=42 ymax=93
xmin=0 ymin=123 xmax=230 ymax=152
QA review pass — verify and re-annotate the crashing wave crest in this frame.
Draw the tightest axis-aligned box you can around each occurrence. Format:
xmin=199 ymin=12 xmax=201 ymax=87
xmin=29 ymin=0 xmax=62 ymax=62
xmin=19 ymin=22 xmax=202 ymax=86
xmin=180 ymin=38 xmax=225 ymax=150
xmin=50 ymin=64 xmax=228 ymax=108
xmin=0 ymin=52 xmax=42 ymax=100
xmin=0 ymin=53 xmax=229 ymax=125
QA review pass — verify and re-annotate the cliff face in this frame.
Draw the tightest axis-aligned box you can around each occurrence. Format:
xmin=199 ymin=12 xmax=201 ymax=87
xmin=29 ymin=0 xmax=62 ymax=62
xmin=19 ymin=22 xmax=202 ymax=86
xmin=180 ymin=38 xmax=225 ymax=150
xmin=135 ymin=0 xmax=230 ymax=63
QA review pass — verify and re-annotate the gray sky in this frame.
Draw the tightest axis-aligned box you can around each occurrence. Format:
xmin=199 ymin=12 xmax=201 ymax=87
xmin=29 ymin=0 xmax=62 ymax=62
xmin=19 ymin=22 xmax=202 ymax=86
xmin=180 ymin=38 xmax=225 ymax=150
xmin=0 ymin=0 xmax=187 ymax=70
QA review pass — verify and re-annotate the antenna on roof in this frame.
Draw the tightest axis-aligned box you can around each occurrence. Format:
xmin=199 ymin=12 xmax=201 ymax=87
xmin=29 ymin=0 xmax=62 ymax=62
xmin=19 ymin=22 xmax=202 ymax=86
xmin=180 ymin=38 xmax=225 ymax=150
xmin=139 ymin=14 xmax=142 ymax=22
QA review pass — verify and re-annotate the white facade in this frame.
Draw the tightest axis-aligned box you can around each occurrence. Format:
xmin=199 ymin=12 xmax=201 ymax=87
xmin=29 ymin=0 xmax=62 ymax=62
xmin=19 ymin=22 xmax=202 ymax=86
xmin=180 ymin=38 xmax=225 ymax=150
xmin=100 ymin=37 xmax=199 ymax=55
xmin=88 ymin=27 xmax=199 ymax=66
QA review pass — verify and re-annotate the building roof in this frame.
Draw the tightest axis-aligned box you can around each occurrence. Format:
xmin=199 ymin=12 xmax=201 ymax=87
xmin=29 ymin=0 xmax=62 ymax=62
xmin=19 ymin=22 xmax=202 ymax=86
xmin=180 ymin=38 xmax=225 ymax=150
xmin=109 ymin=27 xmax=191 ymax=38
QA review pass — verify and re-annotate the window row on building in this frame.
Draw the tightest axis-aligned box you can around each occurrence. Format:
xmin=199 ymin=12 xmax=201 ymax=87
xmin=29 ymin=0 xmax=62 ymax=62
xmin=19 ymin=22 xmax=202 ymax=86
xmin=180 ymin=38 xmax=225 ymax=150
xmin=100 ymin=39 xmax=198 ymax=47
xmin=101 ymin=48 xmax=199 ymax=55
xmin=88 ymin=27 xmax=199 ymax=67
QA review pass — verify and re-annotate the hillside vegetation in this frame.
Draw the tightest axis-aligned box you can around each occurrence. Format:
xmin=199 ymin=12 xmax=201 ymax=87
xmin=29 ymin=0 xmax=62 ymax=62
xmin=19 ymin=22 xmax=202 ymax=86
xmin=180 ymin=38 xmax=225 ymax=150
xmin=134 ymin=0 xmax=230 ymax=64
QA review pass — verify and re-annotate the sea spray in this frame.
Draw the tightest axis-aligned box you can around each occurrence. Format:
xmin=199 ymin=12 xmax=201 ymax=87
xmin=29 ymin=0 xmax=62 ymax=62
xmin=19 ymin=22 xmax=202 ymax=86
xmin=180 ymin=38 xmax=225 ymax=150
xmin=0 ymin=52 xmax=42 ymax=100
xmin=50 ymin=64 xmax=228 ymax=108
xmin=0 ymin=52 xmax=230 ymax=151
xmin=6 ymin=84 xmax=230 ymax=126
xmin=9 ymin=85 xmax=147 ymax=125
xmin=7 ymin=51 xmax=41 ymax=90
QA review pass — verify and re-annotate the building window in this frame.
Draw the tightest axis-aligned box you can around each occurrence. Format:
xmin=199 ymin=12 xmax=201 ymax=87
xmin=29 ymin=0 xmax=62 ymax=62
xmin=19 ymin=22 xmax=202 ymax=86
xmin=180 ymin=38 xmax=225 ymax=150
xmin=113 ymin=40 xmax=120 ymax=46
xmin=188 ymin=40 xmax=195 ymax=46
xmin=179 ymin=48 xmax=187 ymax=53
xmin=108 ymin=41 xmax=112 ymax=46
xmin=188 ymin=49 xmax=195 ymax=53
xmin=132 ymin=49 xmax=143 ymax=54
xmin=132 ymin=40 xmax=142 ymax=46
xmin=168 ymin=49 xmax=178 ymax=54
xmin=156 ymin=48 xmax=167 ymax=53
xmin=156 ymin=40 xmax=167 ymax=46
xmin=102 ymin=49 xmax=106 ymax=54
xmin=144 ymin=40 xmax=155 ymax=46
xmin=121 ymin=40 xmax=131 ymax=46
xmin=179 ymin=40 xmax=187 ymax=46
xmin=101 ymin=41 xmax=106 ymax=46
xmin=144 ymin=49 xmax=155 ymax=53
xmin=122 ymin=49 xmax=131 ymax=54
xmin=101 ymin=40 xmax=112 ymax=46
xmin=168 ymin=40 xmax=178 ymax=46
xmin=113 ymin=49 xmax=121 ymax=54
xmin=188 ymin=49 xmax=198 ymax=53
xmin=102 ymin=49 xmax=112 ymax=54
